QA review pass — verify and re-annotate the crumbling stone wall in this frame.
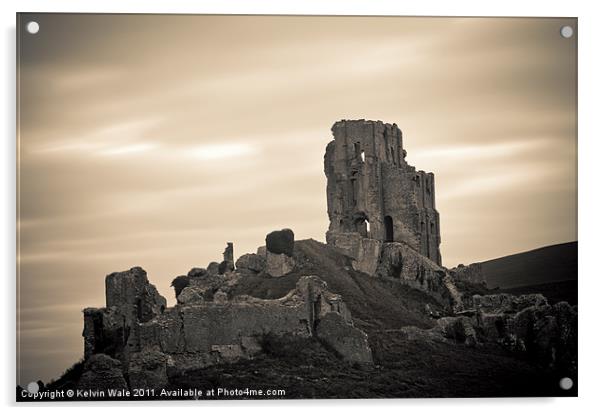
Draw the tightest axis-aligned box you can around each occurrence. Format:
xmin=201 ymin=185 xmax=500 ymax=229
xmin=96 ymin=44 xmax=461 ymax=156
xmin=82 ymin=268 xmax=373 ymax=389
xmin=450 ymin=263 xmax=486 ymax=286
xmin=375 ymin=241 xmax=463 ymax=313
xmin=469 ymin=294 xmax=577 ymax=376
xmin=83 ymin=267 xmax=166 ymax=363
xmin=325 ymin=119 xmax=441 ymax=265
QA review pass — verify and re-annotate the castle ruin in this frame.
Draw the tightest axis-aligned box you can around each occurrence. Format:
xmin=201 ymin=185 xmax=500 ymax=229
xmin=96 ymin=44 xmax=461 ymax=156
xmin=325 ymin=119 xmax=441 ymax=265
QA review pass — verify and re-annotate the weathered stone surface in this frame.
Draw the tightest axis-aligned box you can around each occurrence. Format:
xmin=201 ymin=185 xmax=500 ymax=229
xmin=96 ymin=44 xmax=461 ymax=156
xmin=235 ymin=253 xmax=266 ymax=274
xmin=265 ymin=229 xmax=295 ymax=256
xmin=171 ymin=275 xmax=190 ymax=298
xmin=128 ymin=350 xmax=170 ymax=390
xmin=77 ymin=354 xmax=127 ymax=391
xmin=84 ymin=267 xmax=166 ymax=361
xmin=265 ymin=251 xmax=296 ymax=277
xmin=216 ymin=242 xmax=235 ymax=275
xmin=102 ymin=275 xmax=372 ymax=373
xmin=472 ymin=293 xmax=548 ymax=314
xmin=187 ymin=267 xmax=207 ymax=278
xmin=316 ymin=312 xmax=373 ymax=365
xmin=324 ymin=119 xmax=441 ymax=265
xmin=218 ymin=260 xmax=231 ymax=275
xmin=176 ymin=273 xmax=240 ymax=304
xmin=105 ymin=267 xmax=166 ymax=321
xmin=472 ymin=295 xmax=577 ymax=375
xmin=435 ymin=316 xmax=477 ymax=347
xmin=207 ymin=262 xmax=220 ymax=276
xmin=375 ymin=242 xmax=463 ymax=312
xmin=450 ymin=263 xmax=486 ymax=285
xmin=177 ymin=285 xmax=207 ymax=305
xmin=326 ymin=232 xmax=382 ymax=275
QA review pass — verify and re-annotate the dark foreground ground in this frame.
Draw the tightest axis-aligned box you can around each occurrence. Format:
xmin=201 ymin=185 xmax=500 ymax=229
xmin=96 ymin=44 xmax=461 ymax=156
xmin=19 ymin=239 xmax=577 ymax=400
xmin=20 ymin=333 xmax=576 ymax=400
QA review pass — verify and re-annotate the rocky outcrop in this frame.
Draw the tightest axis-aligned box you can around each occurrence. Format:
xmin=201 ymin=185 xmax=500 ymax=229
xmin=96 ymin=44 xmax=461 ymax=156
xmin=316 ymin=313 xmax=373 ymax=364
xmin=375 ymin=242 xmax=463 ymax=312
xmin=266 ymin=229 xmax=295 ymax=256
xmin=399 ymin=316 xmax=477 ymax=347
xmin=77 ymin=354 xmax=127 ymax=391
xmin=235 ymin=253 xmax=266 ymax=275
xmin=472 ymin=293 xmax=577 ymax=375
xmin=435 ymin=316 xmax=477 ymax=346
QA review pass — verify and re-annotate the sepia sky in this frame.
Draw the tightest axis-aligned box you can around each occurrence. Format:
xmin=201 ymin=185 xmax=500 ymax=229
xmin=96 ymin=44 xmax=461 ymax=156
xmin=17 ymin=14 xmax=577 ymax=384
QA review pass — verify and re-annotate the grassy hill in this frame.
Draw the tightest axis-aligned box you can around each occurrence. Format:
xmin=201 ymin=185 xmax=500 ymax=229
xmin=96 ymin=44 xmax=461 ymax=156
xmin=481 ymin=241 xmax=577 ymax=289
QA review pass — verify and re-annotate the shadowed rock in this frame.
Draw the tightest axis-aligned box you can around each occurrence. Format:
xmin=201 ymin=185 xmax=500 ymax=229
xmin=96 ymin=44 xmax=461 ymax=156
xmin=129 ymin=350 xmax=169 ymax=390
xmin=235 ymin=253 xmax=266 ymax=274
xmin=77 ymin=354 xmax=127 ymax=391
xmin=207 ymin=261 xmax=220 ymax=276
xmin=187 ymin=267 xmax=207 ymax=278
xmin=266 ymin=229 xmax=295 ymax=256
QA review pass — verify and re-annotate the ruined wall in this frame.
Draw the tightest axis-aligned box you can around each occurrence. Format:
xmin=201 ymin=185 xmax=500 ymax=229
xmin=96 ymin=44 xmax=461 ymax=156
xmin=83 ymin=267 xmax=166 ymax=363
xmin=450 ymin=263 xmax=486 ymax=286
xmin=324 ymin=119 xmax=441 ymax=265
xmin=375 ymin=242 xmax=463 ymax=313
xmin=82 ymin=269 xmax=373 ymax=389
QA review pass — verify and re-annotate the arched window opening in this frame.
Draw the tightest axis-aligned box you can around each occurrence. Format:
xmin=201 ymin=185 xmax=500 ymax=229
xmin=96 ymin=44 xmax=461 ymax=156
xmin=360 ymin=150 xmax=365 ymax=163
xmin=354 ymin=213 xmax=370 ymax=237
xmin=384 ymin=216 xmax=394 ymax=242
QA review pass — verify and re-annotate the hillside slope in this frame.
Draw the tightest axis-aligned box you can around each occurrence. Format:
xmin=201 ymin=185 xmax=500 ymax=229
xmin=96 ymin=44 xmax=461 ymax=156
xmin=232 ymin=239 xmax=446 ymax=332
xmin=481 ymin=241 xmax=577 ymax=289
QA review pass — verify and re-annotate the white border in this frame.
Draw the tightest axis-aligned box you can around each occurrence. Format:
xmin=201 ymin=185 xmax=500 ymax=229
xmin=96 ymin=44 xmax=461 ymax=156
xmin=2 ymin=0 xmax=601 ymax=413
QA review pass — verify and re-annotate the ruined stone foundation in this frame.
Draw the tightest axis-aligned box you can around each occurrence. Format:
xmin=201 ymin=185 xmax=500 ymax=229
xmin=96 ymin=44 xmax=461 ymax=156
xmin=82 ymin=267 xmax=373 ymax=390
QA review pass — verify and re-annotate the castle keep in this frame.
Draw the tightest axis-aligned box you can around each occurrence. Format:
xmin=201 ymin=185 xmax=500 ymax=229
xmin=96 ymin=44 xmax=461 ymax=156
xmin=325 ymin=120 xmax=441 ymax=265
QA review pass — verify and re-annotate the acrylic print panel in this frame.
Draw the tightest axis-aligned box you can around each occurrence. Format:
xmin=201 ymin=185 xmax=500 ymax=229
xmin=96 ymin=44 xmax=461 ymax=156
xmin=16 ymin=14 xmax=577 ymax=400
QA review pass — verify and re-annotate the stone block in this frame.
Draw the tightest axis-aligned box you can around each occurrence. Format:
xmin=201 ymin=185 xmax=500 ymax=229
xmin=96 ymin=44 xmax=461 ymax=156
xmin=265 ymin=251 xmax=295 ymax=277
xmin=235 ymin=253 xmax=266 ymax=273
xmin=265 ymin=228 xmax=295 ymax=256
xmin=316 ymin=312 xmax=373 ymax=365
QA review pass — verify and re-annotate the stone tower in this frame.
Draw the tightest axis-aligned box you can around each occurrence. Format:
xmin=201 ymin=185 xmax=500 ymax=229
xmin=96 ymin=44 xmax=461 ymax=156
xmin=324 ymin=119 xmax=442 ymax=265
